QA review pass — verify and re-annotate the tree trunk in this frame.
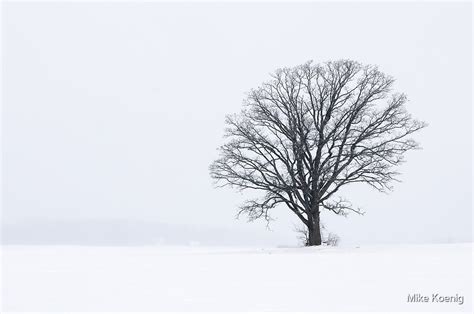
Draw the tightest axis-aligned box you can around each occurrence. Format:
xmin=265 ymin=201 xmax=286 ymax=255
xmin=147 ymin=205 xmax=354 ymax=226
xmin=307 ymin=213 xmax=322 ymax=246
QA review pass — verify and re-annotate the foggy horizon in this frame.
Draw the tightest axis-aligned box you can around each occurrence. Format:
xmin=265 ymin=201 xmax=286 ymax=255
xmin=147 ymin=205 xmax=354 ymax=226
xmin=2 ymin=1 xmax=472 ymax=247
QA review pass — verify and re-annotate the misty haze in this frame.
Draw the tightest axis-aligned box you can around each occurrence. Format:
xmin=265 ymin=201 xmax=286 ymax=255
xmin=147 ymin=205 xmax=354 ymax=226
xmin=1 ymin=1 xmax=472 ymax=312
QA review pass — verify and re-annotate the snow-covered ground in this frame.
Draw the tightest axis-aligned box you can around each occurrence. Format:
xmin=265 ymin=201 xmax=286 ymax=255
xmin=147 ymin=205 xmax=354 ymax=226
xmin=1 ymin=243 xmax=472 ymax=312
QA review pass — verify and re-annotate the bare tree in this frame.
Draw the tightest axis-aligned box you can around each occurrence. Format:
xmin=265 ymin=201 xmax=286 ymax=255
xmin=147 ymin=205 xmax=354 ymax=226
xmin=210 ymin=60 xmax=426 ymax=246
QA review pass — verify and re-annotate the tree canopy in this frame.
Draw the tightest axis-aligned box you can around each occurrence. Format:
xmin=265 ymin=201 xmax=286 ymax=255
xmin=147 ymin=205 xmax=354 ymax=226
xmin=210 ymin=60 xmax=426 ymax=245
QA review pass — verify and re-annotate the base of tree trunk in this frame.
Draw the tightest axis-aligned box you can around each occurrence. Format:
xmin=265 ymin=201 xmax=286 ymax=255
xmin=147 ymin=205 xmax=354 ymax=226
xmin=307 ymin=221 xmax=322 ymax=246
xmin=307 ymin=238 xmax=322 ymax=246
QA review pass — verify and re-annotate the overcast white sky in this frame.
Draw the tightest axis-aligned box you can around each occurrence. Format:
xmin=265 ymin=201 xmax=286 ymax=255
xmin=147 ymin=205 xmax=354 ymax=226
xmin=1 ymin=1 xmax=472 ymax=246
